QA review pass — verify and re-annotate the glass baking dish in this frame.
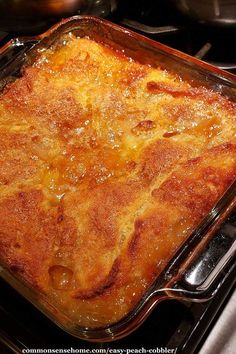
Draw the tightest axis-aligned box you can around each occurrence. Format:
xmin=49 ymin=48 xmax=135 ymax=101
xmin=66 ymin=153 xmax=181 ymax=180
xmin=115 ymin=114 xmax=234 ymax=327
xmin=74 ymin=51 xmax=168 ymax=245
xmin=0 ymin=16 xmax=235 ymax=342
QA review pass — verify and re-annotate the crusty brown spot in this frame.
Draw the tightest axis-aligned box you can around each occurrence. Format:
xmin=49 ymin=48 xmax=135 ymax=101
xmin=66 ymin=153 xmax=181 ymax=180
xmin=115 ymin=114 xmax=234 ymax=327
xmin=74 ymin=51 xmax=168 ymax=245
xmin=147 ymin=81 xmax=217 ymax=102
xmin=147 ymin=81 xmax=236 ymax=112
xmin=120 ymin=66 xmax=147 ymax=87
xmin=128 ymin=214 xmax=166 ymax=256
xmin=88 ymin=183 xmax=136 ymax=247
xmin=0 ymin=190 xmax=57 ymax=289
xmin=57 ymin=213 xmax=77 ymax=248
xmin=132 ymin=120 xmax=156 ymax=135
xmin=126 ymin=160 xmax=137 ymax=171
xmin=152 ymin=143 xmax=236 ymax=222
xmin=163 ymin=131 xmax=180 ymax=138
xmin=140 ymin=139 xmax=189 ymax=184
xmin=0 ymin=131 xmax=41 ymax=184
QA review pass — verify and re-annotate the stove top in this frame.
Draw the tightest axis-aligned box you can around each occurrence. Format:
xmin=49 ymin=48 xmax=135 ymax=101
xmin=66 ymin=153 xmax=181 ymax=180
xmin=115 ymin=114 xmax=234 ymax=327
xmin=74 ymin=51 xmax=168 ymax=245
xmin=1 ymin=0 xmax=236 ymax=72
xmin=0 ymin=1 xmax=236 ymax=353
xmin=115 ymin=1 xmax=236 ymax=72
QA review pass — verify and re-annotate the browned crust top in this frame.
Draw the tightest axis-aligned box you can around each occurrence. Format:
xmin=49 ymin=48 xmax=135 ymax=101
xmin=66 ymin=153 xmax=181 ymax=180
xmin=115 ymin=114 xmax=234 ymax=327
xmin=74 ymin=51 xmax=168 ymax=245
xmin=0 ymin=36 xmax=235 ymax=327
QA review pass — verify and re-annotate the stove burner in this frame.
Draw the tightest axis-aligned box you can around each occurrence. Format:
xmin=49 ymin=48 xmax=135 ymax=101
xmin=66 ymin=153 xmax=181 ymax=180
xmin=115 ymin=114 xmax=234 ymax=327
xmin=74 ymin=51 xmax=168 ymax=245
xmin=118 ymin=19 xmax=236 ymax=72
xmin=121 ymin=19 xmax=181 ymax=35
xmin=195 ymin=42 xmax=236 ymax=70
xmin=114 ymin=0 xmax=236 ymax=74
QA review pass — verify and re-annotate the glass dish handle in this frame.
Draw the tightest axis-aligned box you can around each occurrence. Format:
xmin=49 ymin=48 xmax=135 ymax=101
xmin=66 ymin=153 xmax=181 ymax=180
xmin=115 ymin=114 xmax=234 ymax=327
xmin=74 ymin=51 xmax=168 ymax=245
xmin=160 ymin=183 xmax=236 ymax=302
xmin=171 ymin=219 xmax=236 ymax=301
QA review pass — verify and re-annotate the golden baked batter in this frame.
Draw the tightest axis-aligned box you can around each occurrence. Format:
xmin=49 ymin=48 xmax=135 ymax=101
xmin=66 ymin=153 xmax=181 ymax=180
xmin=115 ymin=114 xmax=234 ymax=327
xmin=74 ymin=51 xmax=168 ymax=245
xmin=0 ymin=35 xmax=235 ymax=327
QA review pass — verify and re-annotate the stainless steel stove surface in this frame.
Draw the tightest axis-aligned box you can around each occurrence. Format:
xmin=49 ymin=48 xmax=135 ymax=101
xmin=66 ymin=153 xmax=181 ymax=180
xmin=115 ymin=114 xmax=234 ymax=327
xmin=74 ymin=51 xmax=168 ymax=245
xmin=0 ymin=1 xmax=235 ymax=353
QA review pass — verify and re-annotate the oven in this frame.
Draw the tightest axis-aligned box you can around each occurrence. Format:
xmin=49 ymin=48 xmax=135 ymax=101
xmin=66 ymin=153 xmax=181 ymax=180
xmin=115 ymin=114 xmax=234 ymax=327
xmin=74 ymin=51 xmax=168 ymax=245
xmin=0 ymin=1 xmax=235 ymax=353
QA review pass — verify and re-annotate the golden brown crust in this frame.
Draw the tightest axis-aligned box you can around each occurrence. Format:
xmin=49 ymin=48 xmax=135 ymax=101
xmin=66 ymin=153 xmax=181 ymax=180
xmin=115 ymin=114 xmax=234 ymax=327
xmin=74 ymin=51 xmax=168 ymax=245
xmin=139 ymin=139 xmax=190 ymax=184
xmin=0 ymin=190 xmax=57 ymax=288
xmin=0 ymin=36 xmax=235 ymax=327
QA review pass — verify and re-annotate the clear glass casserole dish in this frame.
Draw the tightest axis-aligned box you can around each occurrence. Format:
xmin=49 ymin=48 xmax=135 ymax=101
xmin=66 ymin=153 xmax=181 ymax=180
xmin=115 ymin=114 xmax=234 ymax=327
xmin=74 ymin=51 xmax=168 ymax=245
xmin=0 ymin=16 xmax=235 ymax=342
